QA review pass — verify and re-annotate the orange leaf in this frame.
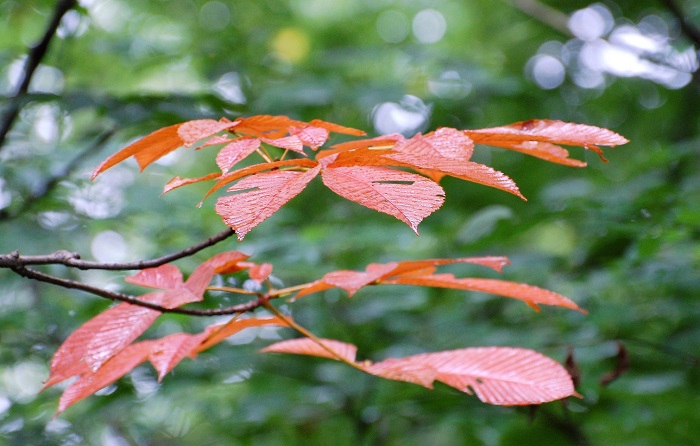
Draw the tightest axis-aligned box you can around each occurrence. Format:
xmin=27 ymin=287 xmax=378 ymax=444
xmin=308 ymin=119 xmax=366 ymax=136
xmin=215 ymin=137 xmax=262 ymax=172
xmin=290 ymin=125 xmax=330 ymax=149
xmin=294 ymin=257 xmax=511 ymax=299
xmin=370 ymin=347 xmax=576 ymax=405
xmin=424 ymin=127 xmax=475 ymax=160
xmin=57 ymin=341 xmax=155 ymax=414
xmin=261 ymin=135 xmax=305 ymax=154
xmin=177 ymin=119 xmax=237 ymax=147
xmin=386 ymin=135 xmax=525 ymax=199
xmin=43 ymin=302 xmax=160 ymax=388
xmin=464 ymin=120 xmax=628 ymax=164
xmin=261 ymin=337 xmax=358 ymax=363
xmin=263 ymin=338 xmax=576 ymax=405
xmin=195 ymin=316 xmax=290 ymax=354
xmin=201 ymin=158 xmax=319 ymax=203
xmin=162 ymin=172 xmax=222 ymax=195
xmin=232 ymin=115 xmax=307 ymax=138
xmin=147 ymin=333 xmax=208 ymax=381
xmin=125 ymin=264 xmax=183 ymax=289
xmin=384 ymin=275 xmax=585 ymax=312
xmin=321 ymin=166 xmax=445 ymax=234
xmin=249 ymin=262 xmax=273 ymax=284
xmin=216 ymin=165 xmax=322 ymax=240
xmin=91 ymin=124 xmax=181 ymax=179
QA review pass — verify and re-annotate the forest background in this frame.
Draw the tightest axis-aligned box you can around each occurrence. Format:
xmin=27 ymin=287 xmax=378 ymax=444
xmin=0 ymin=0 xmax=698 ymax=444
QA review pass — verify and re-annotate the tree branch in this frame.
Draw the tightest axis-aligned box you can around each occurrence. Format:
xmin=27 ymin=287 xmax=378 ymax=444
xmin=0 ymin=0 xmax=78 ymax=153
xmin=9 ymin=263 xmax=264 ymax=316
xmin=0 ymin=127 xmax=117 ymax=221
xmin=659 ymin=0 xmax=700 ymax=48
xmin=0 ymin=228 xmax=236 ymax=270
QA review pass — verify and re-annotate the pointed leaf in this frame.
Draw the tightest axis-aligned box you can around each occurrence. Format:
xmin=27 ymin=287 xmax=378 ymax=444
xmin=125 ymin=264 xmax=183 ymax=289
xmin=249 ymin=263 xmax=273 ymax=284
xmin=196 ymin=251 xmax=252 ymax=274
xmin=91 ymin=124 xmax=181 ymax=179
xmin=84 ymin=302 xmax=161 ymax=371
xmin=322 ymin=166 xmax=445 ymax=234
xmin=295 ymin=263 xmax=399 ymax=298
xmin=162 ymin=172 xmax=222 ymax=195
xmin=464 ymin=120 xmax=628 ymax=164
xmin=178 ymin=119 xmax=236 ymax=147
xmin=308 ymin=119 xmax=366 ymax=136
xmin=232 ymin=115 xmax=307 ymax=138
xmin=321 ymin=134 xmax=404 ymax=159
xmin=57 ymin=341 xmax=154 ymax=414
xmin=201 ymin=158 xmax=319 ymax=203
xmin=216 ymin=166 xmax=321 ymax=240
xmin=147 ymin=333 xmax=208 ymax=381
xmin=261 ymin=135 xmax=305 ymax=154
xmin=195 ymin=316 xmax=290 ymax=354
xmin=386 ymin=136 xmax=525 ymax=199
xmin=215 ymin=137 xmax=262 ymax=172
xmin=43 ymin=301 xmax=161 ymax=388
xmin=262 ymin=337 xmax=358 ymax=363
xmin=424 ymin=127 xmax=474 ymax=160
xmin=384 ymin=275 xmax=584 ymax=312
xmin=290 ymin=125 xmax=330 ymax=149
xmin=371 ymin=347 xmax=576 ymax=405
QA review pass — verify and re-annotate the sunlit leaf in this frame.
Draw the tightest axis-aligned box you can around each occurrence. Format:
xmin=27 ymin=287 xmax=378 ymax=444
xmin=321 ymin=166 xmax=445 ymax=234
xmin=262 ymin=337 xmax=358 ymax=363
xmin=215 ymin=137 xmax=262 ymax=172
xmin=384 ymin=275 xmax=584 ymax=312
xmin=216 ymin=165 xmax=322 ymax=240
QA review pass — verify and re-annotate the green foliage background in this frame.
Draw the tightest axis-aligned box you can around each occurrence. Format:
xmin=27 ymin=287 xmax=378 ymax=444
xmin=1 ymin=0 xmax=698 ymax=444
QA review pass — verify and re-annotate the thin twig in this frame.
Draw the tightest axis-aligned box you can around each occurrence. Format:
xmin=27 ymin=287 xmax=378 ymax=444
xmin=9 ymin=264 xmax=264 ymax=316
xmin=0 ymin=0 xmax=78 ymax=152
xmin=0 ymin=127 xmax=117 ymax=221
xmin=0 ymin=228 xmax=236 ymax=270
xmin=659 ymin=0 xmax=700 ymax=48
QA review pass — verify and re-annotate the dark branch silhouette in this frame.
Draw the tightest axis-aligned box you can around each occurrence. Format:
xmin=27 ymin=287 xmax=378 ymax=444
xmin=0 ymin=0 xmax=78 ymax=152
xmin=0 ymin=227 xmax=236 ymax=270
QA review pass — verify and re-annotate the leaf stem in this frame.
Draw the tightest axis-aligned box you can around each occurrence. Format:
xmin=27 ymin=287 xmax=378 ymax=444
xmin=261 ymin=301 xmax=367 ymax=373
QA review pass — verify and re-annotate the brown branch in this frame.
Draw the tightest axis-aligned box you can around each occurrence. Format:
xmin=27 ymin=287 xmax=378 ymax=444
xmin=9 ymin=263 xmax=264 ymax=316
xmin=0 ymin=228 xmax=236 ymax=270
xmin=0 ymin=0 xmax=78 ymax=152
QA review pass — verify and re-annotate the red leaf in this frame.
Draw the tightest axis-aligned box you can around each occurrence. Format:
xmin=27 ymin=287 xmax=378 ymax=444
xmin=216 ymin=166 xmax=321 ymax=240
xmin=177 ymin=119 xmax=236 ymax=147
xmin=215 ymin=137 xmax=262 ymax=172
xmin=464 ymin=120 xmax=628 ymax=164
xmin=263 ymin=338 xmax=576 ymax=405
xmin=261 ymin=337 xmax=358 ymax=363
xmin=424 ymin=127 xmax=475 ymax=160
xmin=295 ymin=262 xmax=399 ymax=298
xmin=147 ymin=333 xmax=208 ymax=381
xmin=384 ymin=275 xmax=585 ymax=312
xmin=196 ymin=251 xmax=252 ymax=274
xmin=290 ymin=125 xmax=330 ymax=149
xmin=83 ymin=302 xmax=161 ymax=371
xmin=308 ymin=119 xmax=366 ymax=136
xmin=261 ymin=135 xmax=305 ymax=154
xmin=195 ymin=316 xmax=291 ymax=354
xmin=321 ymin=166 xmax=445 ymax=234
xmin=125 ymin=264 xmax=183 ymax=289
xmin=201 ymin=158 xmax=319 ymax=203
xmin=91 ymin=124 xmax=181 ymax=179
xmin=294 ymin=257 xmax=511 ymax=299
xmin=249 ymin=263 xmax=273 ymax=283
xmin=43 ymin=302 xmax=160 ymax=388
xmin=57 ymin=341 xmax=154 ymax=414
xmin=162 ymin=172 xmax=222 ymax=195
xmin=232 ymin=115 xmax=307 ymax=138
xmin=386 ymin=135 xmax=525 ymax=199
xmin=373 ymin=347 xmax=576 ymax=405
